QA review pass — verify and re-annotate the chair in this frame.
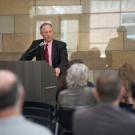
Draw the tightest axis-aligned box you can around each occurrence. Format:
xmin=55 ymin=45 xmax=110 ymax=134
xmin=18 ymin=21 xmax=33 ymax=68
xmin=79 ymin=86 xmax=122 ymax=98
xmin=23 ymin=101 xmax=58 ymax=135
xmin=57 ymin=107 xmax=74 ymax=135
xmin=23 ymin=107 xmax=53 ymax=120
xmin=26 ymin=115 xmax=53 ymax=127
xmin=23 ymin=101 xmax=54 ymax=112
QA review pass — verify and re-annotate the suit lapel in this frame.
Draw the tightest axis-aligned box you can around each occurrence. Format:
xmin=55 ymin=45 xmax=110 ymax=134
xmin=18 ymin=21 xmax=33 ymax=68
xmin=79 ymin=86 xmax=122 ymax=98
xmin=52 ymin=39 xmax=56 ymax=64
xmin=39 ymin=39 xmax=44 ymax=60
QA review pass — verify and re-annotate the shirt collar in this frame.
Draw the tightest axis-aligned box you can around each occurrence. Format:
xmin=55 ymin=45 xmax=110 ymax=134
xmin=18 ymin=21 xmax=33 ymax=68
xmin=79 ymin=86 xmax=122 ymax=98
xmin=44 ymin=40 xmax=52 ymax=46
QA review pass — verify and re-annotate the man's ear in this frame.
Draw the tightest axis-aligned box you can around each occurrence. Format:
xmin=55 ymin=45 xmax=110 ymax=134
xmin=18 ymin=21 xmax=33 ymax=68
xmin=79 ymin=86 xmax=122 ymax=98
xmin=18 ymin=84 xmax=25 ymax=105
xmin=92 ymin=88 xmax=100 ymax=102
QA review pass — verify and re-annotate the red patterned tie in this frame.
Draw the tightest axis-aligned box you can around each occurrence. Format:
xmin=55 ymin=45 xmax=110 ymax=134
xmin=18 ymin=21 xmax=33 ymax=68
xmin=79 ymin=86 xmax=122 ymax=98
xmin=44 ymin=44 xmax=49 ymax=64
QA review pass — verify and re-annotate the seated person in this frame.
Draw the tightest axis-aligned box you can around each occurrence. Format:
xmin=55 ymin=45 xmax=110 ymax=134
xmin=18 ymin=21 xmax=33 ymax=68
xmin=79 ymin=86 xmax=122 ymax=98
xmin=58 ymin=63 xmax=96 ymax=108
xmin=73 ymin=70 xmax=135 ymax=135
xmin=118 ymin=63 xmax=135 ymax=110
xmin=0 ymin=70 xmax=52 ymax=135
xmin=129 ymin=80 xmax=135 ymax=113
xmin=56 ymin=59 xmax=94 ymax=102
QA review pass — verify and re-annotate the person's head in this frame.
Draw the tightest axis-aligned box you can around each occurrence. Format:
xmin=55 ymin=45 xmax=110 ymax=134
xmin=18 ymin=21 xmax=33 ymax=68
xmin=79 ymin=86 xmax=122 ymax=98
xmin=96 ymin=70 xmax=122 ymax=103
xmin=67 ymin=59 xmax=84 ymax=69
xmin=58 ymin=59 xmax=85 ymax=91
xmin=66 ymin=63 xmax=89 ymax=89
xmin=118 ymin=63 xmax=135 ymax=103
xmin=117 ymin=26 xmax=127 ymax=37
xmin=40 ymin=22 xmax=53 ymax=43
xmin=0 ymin=70 xmax=24 ymax=116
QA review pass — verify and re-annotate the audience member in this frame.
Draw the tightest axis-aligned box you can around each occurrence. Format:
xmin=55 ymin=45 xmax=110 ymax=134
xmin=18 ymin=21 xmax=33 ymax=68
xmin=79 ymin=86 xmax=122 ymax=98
xmin=68 ymin=59 xmax=94 ymax=87
xmin=73 ymin=70 xmax=135 ymax=135
xmin=118 ymin=63 xmax=135 ymax=104
xmin=0 ymin=70 xmax=52 ymax=135
xmin=129 ymin=80 xmax=135 ymax=113
xmin=58 ymin=59 xmax=84 ymax=93
xmin=56 ymin=59 xmax=94 ymax=102
xmin=58 ymin=63 xmax=96 ymax=108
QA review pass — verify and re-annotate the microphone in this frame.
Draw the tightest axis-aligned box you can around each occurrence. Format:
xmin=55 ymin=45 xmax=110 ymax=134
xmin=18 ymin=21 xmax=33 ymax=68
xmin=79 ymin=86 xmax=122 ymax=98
xmin=39 ymin=42 xmax=44 ymax=47
xmin=29 ymin=42 xmax=44 ymax=53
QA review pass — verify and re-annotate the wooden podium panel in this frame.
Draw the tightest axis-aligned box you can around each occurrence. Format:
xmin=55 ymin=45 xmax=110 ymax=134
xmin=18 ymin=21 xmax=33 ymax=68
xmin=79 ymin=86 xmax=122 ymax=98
xmin=0 ymin=61 xmax=58 ymax=106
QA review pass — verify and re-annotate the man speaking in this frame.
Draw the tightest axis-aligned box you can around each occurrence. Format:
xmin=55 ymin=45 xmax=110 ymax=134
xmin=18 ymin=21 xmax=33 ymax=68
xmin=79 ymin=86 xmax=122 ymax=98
xmin=20 ymin=22 xmax=68 ymax=77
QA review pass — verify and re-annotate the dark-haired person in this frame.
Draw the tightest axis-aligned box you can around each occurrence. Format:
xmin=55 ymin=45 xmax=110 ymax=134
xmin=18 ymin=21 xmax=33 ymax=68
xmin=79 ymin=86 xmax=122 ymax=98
xmin=118 ymin=63 xmax=135 ymax=110
xmin=118 ymin=63 xmax=135 ymax=104
xmin=73 ymin=70 xmax=135 ymax=135
xmin=20 ymin=22 xmax=68 ymax=77
xmin=0 ymin=70 xmax=52 ymax=135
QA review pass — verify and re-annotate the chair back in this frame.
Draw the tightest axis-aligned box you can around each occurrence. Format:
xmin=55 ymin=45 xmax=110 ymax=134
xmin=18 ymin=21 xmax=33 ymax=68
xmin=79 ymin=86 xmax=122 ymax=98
xmin=57 ymin=107 xmax=74 ymax=132
xmin=23 ymin=101 xmax=57 ymax=134
xmin=23 ymin=101 xmax=54 ymax=111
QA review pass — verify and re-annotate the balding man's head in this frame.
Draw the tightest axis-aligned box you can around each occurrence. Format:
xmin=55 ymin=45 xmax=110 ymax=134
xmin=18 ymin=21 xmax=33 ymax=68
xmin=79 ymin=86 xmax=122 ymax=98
xmin=96 ymin=70 xmax=121 ymax=102
xmin=0 ymin=70 xmax=24 ymax=109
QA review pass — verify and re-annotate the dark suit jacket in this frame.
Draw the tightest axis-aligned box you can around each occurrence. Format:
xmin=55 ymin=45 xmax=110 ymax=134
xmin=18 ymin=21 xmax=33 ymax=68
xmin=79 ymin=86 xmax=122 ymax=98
xmin=73 ymin=103 xmax=135 ymax=135
xmin=20 ymin=39 xmax=68 ymax=73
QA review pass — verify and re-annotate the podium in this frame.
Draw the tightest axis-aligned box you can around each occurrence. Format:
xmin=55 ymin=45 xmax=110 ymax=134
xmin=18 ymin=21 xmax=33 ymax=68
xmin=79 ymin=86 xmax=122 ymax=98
xmin=0 ymin=61 xmax=58 ymax=106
